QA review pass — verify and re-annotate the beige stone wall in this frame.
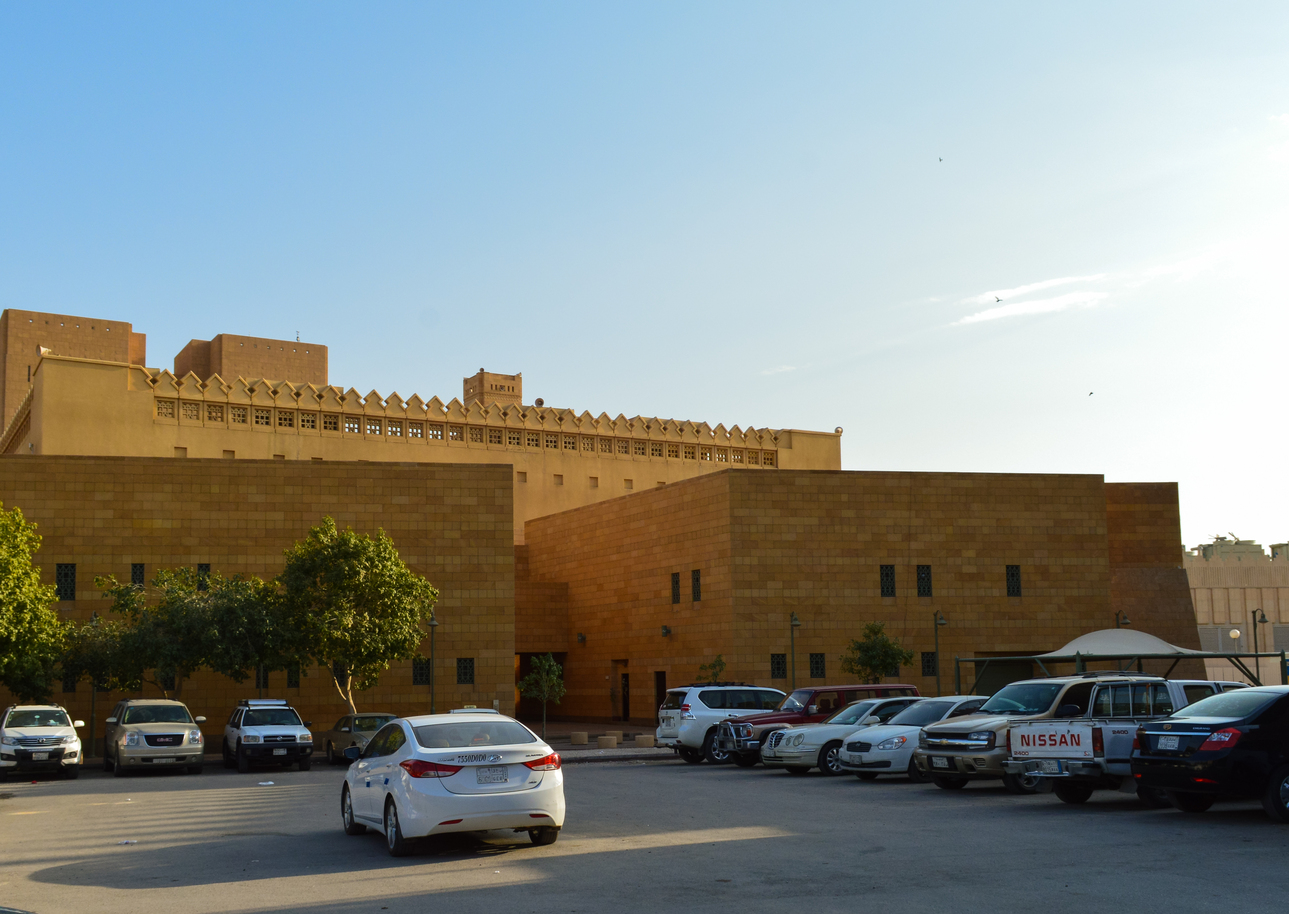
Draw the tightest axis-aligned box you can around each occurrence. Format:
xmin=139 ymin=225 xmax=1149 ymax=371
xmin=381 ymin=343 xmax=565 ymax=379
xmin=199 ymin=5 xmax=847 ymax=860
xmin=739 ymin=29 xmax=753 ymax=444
xmin=174 ymin=334 xmax=328 ymax=387
xmin=6 ymin=356 xmax=841 ymax=543
xmin=1186 ymin=549 xmax=1289 ymax=684
xmin=0 ymin=455 xmax=515 ymax=741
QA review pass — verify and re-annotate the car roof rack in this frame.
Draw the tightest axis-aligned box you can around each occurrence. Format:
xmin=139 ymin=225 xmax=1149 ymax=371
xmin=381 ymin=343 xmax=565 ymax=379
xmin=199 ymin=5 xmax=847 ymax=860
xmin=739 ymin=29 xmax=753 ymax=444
xmin=1078 ymin=671 xmax=1163 ymax=679
xmin=239 ymin=698 xmax=289 ymax=707
xmin=449 ymin=708 xmax=500 ymax=714
xmin=685 ymin=682 xmax=760 ymax=688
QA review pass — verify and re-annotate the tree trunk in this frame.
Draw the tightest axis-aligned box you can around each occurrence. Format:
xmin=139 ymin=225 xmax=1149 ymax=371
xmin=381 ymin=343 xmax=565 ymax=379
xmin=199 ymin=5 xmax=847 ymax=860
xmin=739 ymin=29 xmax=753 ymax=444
xmin=331 ymin=668 xmax=357 ymax=715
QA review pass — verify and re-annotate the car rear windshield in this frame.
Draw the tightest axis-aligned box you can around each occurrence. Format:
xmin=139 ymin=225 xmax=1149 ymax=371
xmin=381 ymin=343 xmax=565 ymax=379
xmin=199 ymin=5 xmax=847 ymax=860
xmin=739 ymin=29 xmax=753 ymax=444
xmin=412 ymin=721 xmax=538 ymax=749
xmin=5 ymin=709 xmax=71 ymax=728
xmin=354 ymin=715 xmax=396 ymax=732
xmin=778 ymin=689 xmax=813 ymax=712
xmin=243 ymin=709 xmax=303 ymax=727
xmin=823 ymin=701 xmax=877 ymax=725
xmin=887 ymin=700 xmax=954 ymax=727
xmin=123 ymin=705 xmax=194 ymax=725
xmin=978 ymin=683 xmax=1063 ymax=716
xmin=1170 ymin=690 xmax=1281 ymax=721
xmin=661 ymin=691 xmax=686 ymax=710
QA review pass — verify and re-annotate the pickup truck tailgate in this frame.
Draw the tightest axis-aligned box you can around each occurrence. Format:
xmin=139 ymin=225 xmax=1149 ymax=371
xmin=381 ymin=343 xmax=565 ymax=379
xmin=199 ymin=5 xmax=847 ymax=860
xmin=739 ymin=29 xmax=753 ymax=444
xmin=1010 ymin=721 xmax=1095 ymax=759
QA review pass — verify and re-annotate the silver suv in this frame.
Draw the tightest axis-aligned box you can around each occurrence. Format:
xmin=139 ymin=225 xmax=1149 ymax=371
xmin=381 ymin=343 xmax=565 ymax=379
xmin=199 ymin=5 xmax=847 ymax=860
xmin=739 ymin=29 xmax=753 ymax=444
xmin=104 ymin=699 xmax=206 ymax=776
xmin=656 ymin=684 xmax=785 ymax=764
xmin=222 ymin=699 xmax=314 ymax=772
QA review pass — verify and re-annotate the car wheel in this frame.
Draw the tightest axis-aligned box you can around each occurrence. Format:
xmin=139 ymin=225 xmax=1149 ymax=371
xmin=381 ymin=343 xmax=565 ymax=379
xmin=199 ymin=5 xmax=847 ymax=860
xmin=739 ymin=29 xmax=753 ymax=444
xmin=818 ymin=741 xmax=845 ymax=777
xmin=678 ymin=748 xmax=704 ymax=764
xmin=1053 ymin=782 xmax=1094 ymax=805
xmin=1136 ymin=784 xmax=1171 ymax=808
xmin=103 ymin=746 xmax=114 ymax=772
xmin=341 ymin=785 xmax=366 ymax=835
xmin=1261 ymin=764 xmax=1289 ymax=823
xmin=1168 ymin=790 xmax=1215 ymax=813
xmin=325 ymin=742 xmax=335 ymax=765
xmin=63 ymin=764 xmax=81 ymax=780
xmin=907 ymin=757 xmax=931 ymax=784
xmin=1002 ymin=772 xmax=1040 ymax=795
xmin=113 ymin=755 xmax=128 ymax=778
xmin=384 ymin=800 xmax=413 ymax=857
xmin=732 ymin=752 xmax=759 ymax=768
xmin=701 ymin=730 xmax=729 ymax=765
xmin=529 ymin=826 xmax=560 ymax=846
xmin=236 ymin=743 xmax=250 ymax=774
xmin=933 ymin=776 xmax=968 ymax=790
xmin=857 ymin=772 xmax=879 ymax=781
xmin=786 ymin=766 xmax=810 ymax=776
xmin=222 ymin=741 xmax=235 ymax=770
xmin=299 ymin=758 xmax=312 ymax=772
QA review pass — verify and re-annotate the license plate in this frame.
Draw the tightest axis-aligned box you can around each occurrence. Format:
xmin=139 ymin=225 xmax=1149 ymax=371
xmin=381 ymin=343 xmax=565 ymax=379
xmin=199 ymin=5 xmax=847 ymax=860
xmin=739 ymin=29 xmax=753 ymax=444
xmin=153 ymin=757 xmax=175 ymax=764
xmin=273 ymin=748 xmax=287 ymax=756
xmin=1038 ymin=759 xmax=1061 ymax=774
xmin=1157 ymin=735 xmax=1179 ymax=750
xmin=931 ymin=756 xmax=950 ymax=769
xmin=31 ymin=751 xmax=49 ymax=760
xmin=476 ymin=766 xmax=508 ymax=784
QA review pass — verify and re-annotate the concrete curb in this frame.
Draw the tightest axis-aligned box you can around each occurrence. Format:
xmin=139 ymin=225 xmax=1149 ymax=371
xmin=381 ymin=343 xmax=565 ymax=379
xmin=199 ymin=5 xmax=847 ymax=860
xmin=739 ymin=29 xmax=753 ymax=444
xmin=560 ymin=748 xmax=679 ymax=764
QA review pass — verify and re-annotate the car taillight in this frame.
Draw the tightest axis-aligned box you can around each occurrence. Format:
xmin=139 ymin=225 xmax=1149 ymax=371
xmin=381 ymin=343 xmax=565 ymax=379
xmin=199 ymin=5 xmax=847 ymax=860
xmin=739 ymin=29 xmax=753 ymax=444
xmin=680 ymin=704 xmax=695 ymax=720
xmin=400 ymin=759 xmax=463 ymax=778
xmin=523 ymin=752 xmax=561 ymax=771
xmin=1133 ymin=728 xmax=1142 ymax=751
xmin=1198 ymin=728 xmax=1242 ymax=751
xmin=1092 ymin=727 xmax=1104 ymax=758
xmin=1005 ymin=729 xmax=1011 ymax=753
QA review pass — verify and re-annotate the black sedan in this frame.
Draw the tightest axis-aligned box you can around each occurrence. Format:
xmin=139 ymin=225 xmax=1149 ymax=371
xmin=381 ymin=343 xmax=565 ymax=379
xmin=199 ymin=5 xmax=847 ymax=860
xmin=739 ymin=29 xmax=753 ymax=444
xmin=1132 ymin=685 xmax=1289 ymax=821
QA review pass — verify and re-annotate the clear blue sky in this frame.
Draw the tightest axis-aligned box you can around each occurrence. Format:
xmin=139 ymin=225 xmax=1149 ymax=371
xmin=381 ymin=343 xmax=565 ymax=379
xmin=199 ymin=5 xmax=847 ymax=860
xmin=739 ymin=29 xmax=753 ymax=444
xmin=2 ymin=3 xmax=1286 ymax=548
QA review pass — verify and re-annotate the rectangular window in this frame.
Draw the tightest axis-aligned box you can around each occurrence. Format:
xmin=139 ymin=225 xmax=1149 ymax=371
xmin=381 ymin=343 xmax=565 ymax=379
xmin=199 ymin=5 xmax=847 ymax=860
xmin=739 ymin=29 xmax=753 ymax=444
xmin=231 ymin=406 xmax=248 ymax=425
xmin=456 ymin=657 xmax=475 ymax=685
xmin=880 ymin=565 xmax=896 ymax=598
xmin=344 ymin=417 xmax=361 ymax=434
xmin=623 ymin=478 xmax=633 ymax=490
xmin=526 ymin=431 xmax=540 ymax=448
xmin=921 ymin=651 xmax=938 ymax=677
xmin=254 ymin=408 xmax=272 ymax=427
xmin=131 ymin=563 xmax=145 ymax=587
xmin=770 ymin=654 xmax=787 ymax=679
xmin=700 ymin=447 xmax=712 ymax=461
xmin=255 ymin=666 xmax=269 ymax=690
xmin=631 ymin=441 xmax=645 ymax=456
xmin=650 ymin=442 xmax=664 ymax=457
xmin=277 ymin=411 xmax=294 ymax=428
xmin=56 ymin=563 xmax=75 ymax=601
xmin=809 ymin=653 xmax=826 ymax=678
xmin=197 ymin=563 xmax=210 ymax=592
xmin=367 ymin=419 xmax=383 ymax=436
xmin=667 ymin=443 xmax=680 ymax=459
xmin=206 ymin=404 xmax=224 ymax=423
xmin=542 ymin=433 xmax=556 ymax=449
xmin=388 ymin=421 xmax=403 ymax=437
xmin=300 ymin=412 xmax=317 ymax=430
xmin=916 ymin=565 xmax=933 ymax=598
xmin=746 ymin=450 xmax=759 ymax=465
xmin=563 ymin=436 xmax=577 ymax=451
xmin=732 ymin=449 xmax=744 ymax=463
xmin=599 ymin=438 xmax=612 ymax=454
xmin=671 ymin=572 xmax=680 ymax=605
xmin=410 ymin=422 xmax=424 ymax=438
xmin=716 ymin=448 xmax=728 ymax=463
xmin=763 ymin=451 xmax=776 ymax=467
xmin=1006 ymin=565 xmax=1022 ymax=597
xmin=553 ymin=474 xmax=563 ymax=485
xmin=517 ymin=471 xmax=527 ymax=483
xmin=469 ymin=427 xmax=483 ymax=443
xmin=684 ymin=445 xmax=697 ymax=460
xmin=323 ymin=413 xmax=339 ymax=431
xmin=691 ymin=569 xmax=702 ymax=602
xmin=617 ymin=439 xmax=630 ymax=455
xmin=488 ymin=428 xmax=503 ymax=445
xmin=156 ymin=399 xmax=175 ymax=419
xmin=581 ymin=436 xmax=594 ymax=452
xmin=412 ymin=657 xmax=432 ymax=686
xmin=182 ymin=401 xmax=200 ymax=420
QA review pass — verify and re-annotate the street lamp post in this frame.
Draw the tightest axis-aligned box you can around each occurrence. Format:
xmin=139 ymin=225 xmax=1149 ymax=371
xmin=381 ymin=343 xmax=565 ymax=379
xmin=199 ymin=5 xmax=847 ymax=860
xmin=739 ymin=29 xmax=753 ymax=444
xmin=933 ymin=612 xmax=948 ymax=697
xmin=1252 ymin=609 xmax=1268 ymax=684
xmin=789 ymin=612 xmax=801 ymax=689
xmin=1114 ymin=610 xmax=1131 ymax=629
xmin=429 ymin=615 xmax=439 ymax=714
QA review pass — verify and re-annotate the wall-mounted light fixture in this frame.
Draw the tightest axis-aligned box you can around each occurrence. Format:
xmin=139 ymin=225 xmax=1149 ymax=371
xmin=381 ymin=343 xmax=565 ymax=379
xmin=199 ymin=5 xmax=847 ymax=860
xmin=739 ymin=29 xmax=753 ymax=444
xmin=661 ymin=625 xmax=672 ymax=637
xmin=576 ymin=632 xmax=586 ymax=644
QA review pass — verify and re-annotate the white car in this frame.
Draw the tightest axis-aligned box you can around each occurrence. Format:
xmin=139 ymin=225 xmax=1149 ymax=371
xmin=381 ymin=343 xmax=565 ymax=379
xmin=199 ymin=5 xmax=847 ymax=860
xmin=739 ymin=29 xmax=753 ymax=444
xmin=837 ymin=695 xmax=987 ymax=781
xmin=656 ymin=684 xmax=786 ymax=763
xmin=222 ymin=698 xmax=314 ymax=772
xmin=0 ymin=705 xmax=84 ymax=780
xmin=761 ymin=696 xmax=922 ymax=775
xmin=340 ymin=710 xmax=566 ymax=857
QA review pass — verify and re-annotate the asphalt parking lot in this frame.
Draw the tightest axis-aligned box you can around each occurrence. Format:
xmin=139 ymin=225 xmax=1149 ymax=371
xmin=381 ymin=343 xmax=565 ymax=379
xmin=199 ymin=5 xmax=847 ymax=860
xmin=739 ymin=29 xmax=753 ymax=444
xmin=2 ymin=758 xmax=1289 ymax=914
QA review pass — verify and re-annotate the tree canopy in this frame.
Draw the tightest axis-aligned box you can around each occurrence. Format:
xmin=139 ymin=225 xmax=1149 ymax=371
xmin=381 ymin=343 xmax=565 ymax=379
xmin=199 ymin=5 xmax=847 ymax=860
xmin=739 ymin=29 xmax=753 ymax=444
xmin=0 ymin=503 xmax=65 ymax=702
xmin=839 ymin=622 xmax=915 ymax=685
xmin=279 ymin=517 xmax=438 ymax=714
xmin=518 ymin=653 xmax=566 ymax=739
xmin=698 ymin=654 xmax=727 ymax=684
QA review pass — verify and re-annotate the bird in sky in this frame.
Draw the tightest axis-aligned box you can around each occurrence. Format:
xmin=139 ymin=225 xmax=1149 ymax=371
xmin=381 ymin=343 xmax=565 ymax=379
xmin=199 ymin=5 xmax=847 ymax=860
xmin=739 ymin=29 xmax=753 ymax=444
xmin=995 ymin=296 xmax=1002 ymax=302
xmin=1089 ymin=392 xmax=1094 ymax=396
xmin=938 ymin=157 xmax=942 ymax=162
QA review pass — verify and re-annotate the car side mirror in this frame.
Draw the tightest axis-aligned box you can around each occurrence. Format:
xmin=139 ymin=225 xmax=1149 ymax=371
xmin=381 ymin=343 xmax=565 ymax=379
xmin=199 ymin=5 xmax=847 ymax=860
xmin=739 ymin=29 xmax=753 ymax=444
xmin=863 ymin=715 xmax=882 ymax=725
xmin=1055 ymin=704 xmax=1082 ymax=719
xmin=195 ymin=716 xmax=206 ymax=724
xmin=73 ymin=720 xmax=85 ymax=728
xmin=343 ymin=746 xmax=362 ymax=760
xmin=340 ymin=727 xmax=350 ymax=732
xmin=807 ymin=705 xmax=817 ymax=715
xmin=105 ymin=717 xmax=117 ymax=724
xmin=304 ymin=721 xmax=312 ymax=728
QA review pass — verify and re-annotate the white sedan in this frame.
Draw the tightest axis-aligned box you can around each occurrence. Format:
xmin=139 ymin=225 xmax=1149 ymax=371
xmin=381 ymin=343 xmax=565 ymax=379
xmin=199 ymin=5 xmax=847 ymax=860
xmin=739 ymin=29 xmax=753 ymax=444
xmin=761 ymin=696 xmax=922 ymax=775
xmin=340 ymin=711 xmax=565 ymax=856
xmin=837 ymin=695 xmax=987 ymax=781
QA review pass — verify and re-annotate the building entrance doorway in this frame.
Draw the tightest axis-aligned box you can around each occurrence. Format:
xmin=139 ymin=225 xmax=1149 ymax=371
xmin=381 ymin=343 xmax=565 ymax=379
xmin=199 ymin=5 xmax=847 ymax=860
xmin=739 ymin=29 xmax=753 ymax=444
xmin=654 ymin=671 xmax=667 ymax=723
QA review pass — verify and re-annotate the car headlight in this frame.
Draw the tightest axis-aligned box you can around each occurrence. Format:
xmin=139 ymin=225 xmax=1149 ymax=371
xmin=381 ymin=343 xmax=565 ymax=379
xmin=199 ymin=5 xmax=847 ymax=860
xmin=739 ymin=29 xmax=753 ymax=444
xmin=791 ymin=733 xmax=805 ymax=747
xmin=298 ymin=733 xmax=312 ymax=743
xmin=124 ymin=731 xmax=139 ymax=746
xmin=1 ymin=736 xmax=17 ymax=746
xmin=188 ymin=730 xmax=203 ymax=744
xmin=876 ymin=736 xmax=907 ymax=751
xmin=968 ymin=731 xmax=997 ymax=748
xmin=243 ymin=735 xmax=262 ymax=744
xmin=62 ymin=735 xmax=79 ymax=745
xmin=918 ymin=732 xmax=928 ymax=749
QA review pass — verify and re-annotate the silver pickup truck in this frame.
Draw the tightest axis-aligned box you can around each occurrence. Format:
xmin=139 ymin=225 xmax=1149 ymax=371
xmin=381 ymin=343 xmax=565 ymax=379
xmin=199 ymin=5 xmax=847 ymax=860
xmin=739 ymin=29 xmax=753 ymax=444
xmin=1003 ymin=677 xmax=1247 ymax=805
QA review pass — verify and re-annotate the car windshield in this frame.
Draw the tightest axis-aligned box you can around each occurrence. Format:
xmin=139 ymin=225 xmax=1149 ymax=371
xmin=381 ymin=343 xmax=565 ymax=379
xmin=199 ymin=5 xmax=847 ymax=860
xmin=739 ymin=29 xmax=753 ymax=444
xmin=5 ymin=709 xmax=71 ymax=728
xmin=412 ymin=721 xmax=538 ymax=749
xmin=1171 ymin=690 xmax=1281 ymax=721
xmin=778 ymin=689 xmax=813 ymax=712
xmin=123 ymin=705 xmax=194 ymax=725
xmin=243 ymin=709 xmax=303 ymax=727
xmin=824 ymin=701 xmax=877 ymax=725
xmin=353 ymin=715 xmax=396 ymax=732
xmin=978 ymin=683 xmax=1063 ymax=716
xmin=887 ymin=700 xmax=954 ymax=727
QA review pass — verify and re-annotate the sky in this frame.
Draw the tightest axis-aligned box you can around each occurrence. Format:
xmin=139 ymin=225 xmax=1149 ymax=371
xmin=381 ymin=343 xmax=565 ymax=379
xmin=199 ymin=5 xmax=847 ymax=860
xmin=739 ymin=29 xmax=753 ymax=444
xmin=2 ymin=3 xmax=1287 ymax=549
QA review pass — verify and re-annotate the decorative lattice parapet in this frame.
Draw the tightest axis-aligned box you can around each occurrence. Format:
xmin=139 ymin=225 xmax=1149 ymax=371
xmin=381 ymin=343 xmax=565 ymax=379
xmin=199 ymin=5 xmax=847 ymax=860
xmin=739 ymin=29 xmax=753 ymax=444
xmin=144 ymin=369 xmax=783 ymax=466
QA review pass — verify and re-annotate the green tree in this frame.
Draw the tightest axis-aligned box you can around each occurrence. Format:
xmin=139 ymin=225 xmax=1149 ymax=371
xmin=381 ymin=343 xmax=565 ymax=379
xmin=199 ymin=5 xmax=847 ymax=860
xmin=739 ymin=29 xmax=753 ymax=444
xmin=0 ymin=503 xmax=65 ymax=702
xmin=61 ymin=613 xmax=136 ymax=694
xmin=518 ymin=653 xmax=566 ymax=739
xmin=279 ymin=517 xmax=438 ymax=714
xmin=839 ymin=622 xmax=915 ymax=685
xmin=698 ymin=654 xmax=727 ymax=684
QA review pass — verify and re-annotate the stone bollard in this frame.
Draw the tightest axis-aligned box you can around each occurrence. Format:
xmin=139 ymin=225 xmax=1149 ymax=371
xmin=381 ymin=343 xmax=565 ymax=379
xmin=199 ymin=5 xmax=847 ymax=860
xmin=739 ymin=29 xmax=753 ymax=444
xmin=597 ymin=736 xmax=618 ymax=749
xmin=634 ymin=734 xmax=655 ymax=748
xmin=570 ymin=732 xmax=588 ymax=745
xmin=606 ymin=730 xmax=623 ymax=741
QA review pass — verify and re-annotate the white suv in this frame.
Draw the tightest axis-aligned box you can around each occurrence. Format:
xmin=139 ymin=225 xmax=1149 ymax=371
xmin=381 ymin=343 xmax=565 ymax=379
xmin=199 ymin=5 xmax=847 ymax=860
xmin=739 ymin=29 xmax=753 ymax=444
xmin=656 ymin=684 xmax=785 ymax=764
xmin=222 ymin=699 xmax=314 ymax=772
xmin=0 ymin=705 xmax=84 ymax=780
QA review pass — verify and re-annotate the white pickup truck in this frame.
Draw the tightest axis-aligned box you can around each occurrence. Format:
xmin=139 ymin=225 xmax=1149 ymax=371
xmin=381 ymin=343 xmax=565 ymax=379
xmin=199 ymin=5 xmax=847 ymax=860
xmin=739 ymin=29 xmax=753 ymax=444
xmin=1003 ymin=677 xmax=1247 ymax=805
